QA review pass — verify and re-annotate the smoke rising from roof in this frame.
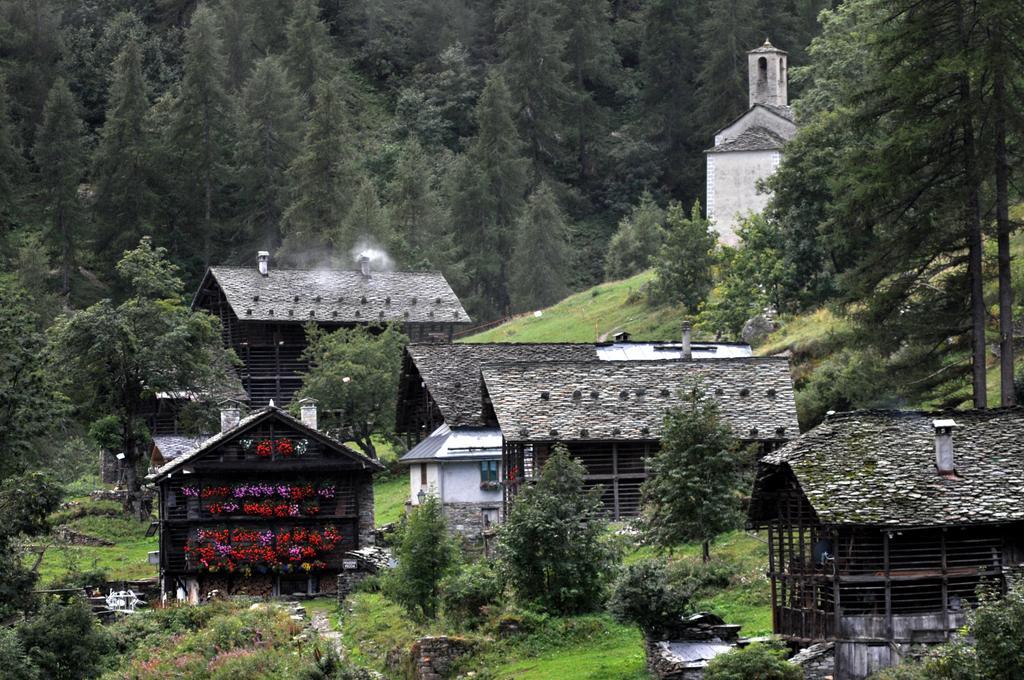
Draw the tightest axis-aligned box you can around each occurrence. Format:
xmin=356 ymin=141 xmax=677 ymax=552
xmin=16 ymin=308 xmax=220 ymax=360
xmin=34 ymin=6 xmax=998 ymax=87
xmin=350 ymin=238 xmax=394 ymax=272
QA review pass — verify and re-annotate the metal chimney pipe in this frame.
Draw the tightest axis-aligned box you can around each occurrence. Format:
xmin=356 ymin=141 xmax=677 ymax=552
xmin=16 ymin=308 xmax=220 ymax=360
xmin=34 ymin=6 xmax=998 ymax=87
xmin=681 ymin=320 xmax=692 ymax=360
xmin=933 ymin=419 xmax=958 ymax=474
xmin=358 ymin=255 xmax=370 ymax=277
xmin=257 ymin=251 xmax=269 ymax=276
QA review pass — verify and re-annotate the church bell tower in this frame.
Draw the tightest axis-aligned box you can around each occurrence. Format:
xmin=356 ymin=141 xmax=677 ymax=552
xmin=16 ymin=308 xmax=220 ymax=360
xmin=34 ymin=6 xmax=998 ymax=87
xmin=748 ymin=38 xmax=788 ymax=108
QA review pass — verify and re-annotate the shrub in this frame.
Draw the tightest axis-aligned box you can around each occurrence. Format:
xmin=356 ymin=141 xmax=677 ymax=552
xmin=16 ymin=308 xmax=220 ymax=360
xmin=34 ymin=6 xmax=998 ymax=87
xmin=441 ymin=561 xmax=502 ymax=627
xmin=382 ymin=495 xmax=459 ymax=619
xmin=703 ymin=641 xmax=803 ymax=680
xmin=607 ymin=558 xmax=737 ymax=637
xmin=0 ymin=627 xmax=38 ymax=680
xmin=496 ymin=446 xmax=619 ymax=614
xmin=16 ymin=595 xmax=115 ymax=680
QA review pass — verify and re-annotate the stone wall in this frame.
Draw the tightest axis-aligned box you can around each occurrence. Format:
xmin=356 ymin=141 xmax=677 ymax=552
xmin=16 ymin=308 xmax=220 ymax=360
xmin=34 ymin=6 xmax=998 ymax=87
xmin=99 ymin=449 xmax=122 ymax=485
xmin=388 ymin=636 xmax=474 ymax=680
xmin=358 ymin=475 xmax=375 ymax=548
xmin=790 ymin=642 xmax=835 ymax=680
xmin=443 ymin=501 xmax=501 ymax=543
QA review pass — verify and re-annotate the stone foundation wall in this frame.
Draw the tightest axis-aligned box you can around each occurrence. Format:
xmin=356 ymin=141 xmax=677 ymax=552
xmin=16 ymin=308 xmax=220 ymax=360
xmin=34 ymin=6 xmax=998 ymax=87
xmin=388 ymin=635 xmax=474 ymax=680
xmin=443 ymin=502 xmax=501 ymax=542
xmin=358 ymin=476 xmax=375 ymax=548
xmin=790 ymin=642 xmax=835 ymax=680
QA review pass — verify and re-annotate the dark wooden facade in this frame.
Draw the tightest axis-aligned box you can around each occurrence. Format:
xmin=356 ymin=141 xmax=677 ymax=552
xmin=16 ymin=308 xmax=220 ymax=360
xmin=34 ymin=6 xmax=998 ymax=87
xmin=194 ymin=275 xmax=463 ymax=406
xmin=753 ymin=468 xmax=1021 ymax=679
xmin=152 ymin=408 xmax=381 ymax=601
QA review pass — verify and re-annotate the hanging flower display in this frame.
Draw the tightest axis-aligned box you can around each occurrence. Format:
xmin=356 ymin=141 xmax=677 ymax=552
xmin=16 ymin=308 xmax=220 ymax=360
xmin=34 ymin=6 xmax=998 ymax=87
xmin=239 ymin=437 xmax=310 ymax=458
xmin=179 ymin=482 xmax=339 ymax=517
xmin=184 ymin=525 xmax=343 ymax=572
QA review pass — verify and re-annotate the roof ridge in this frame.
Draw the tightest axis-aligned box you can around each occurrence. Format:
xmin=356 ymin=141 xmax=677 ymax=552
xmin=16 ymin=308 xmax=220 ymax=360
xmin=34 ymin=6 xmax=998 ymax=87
xmin=210 ymin=265 xmax=448 ymax=275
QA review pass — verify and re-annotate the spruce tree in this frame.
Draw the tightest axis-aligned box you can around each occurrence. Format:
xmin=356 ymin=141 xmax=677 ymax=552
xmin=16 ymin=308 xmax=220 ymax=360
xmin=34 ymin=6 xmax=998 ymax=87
xmin=169 ymin=3 xmax=233 ymax=268
xmin=217 ymin=2 xmax=255 ymax=92
xmin=652 ymin=201 xmax=716 ymax=311
xmin=559 ymin=0 xmax=618 ymax=182
xmin=640 ymin=0 xmax=702 ymax=200
xmin=282 ymin=78 xmax=359 ymax=260
xmin=497 ymin=0 xmax=572 ymax=181
xmin=0 ymin=79 xmax=23 ymax=242
xmin=510 ymin=183 xmax=571 ymax=311
xmin=387 ymin=138 xmax=447 ymax=267
xmin=340 ymin=177 xmax=391 ymax=254
xmin=696 ymin=0 xmax=759 ymax=139
xmin=34 ymin=78 xmax=86 ymax=296
xmin=93 ymin=40 xmax=152 ymax=265
xmin=448 ymin=73 xmax=529 ymax=319
xmin=284 ymin=0 xmax=338 ymax=105
xmin=236 ymin=56 xmax=302 ymax=250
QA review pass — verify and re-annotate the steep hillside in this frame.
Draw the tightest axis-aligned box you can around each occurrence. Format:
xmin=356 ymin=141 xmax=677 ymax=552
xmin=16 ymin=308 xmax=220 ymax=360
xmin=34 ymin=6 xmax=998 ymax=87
xmin=464 ymin=271 xmax=687 ymax=343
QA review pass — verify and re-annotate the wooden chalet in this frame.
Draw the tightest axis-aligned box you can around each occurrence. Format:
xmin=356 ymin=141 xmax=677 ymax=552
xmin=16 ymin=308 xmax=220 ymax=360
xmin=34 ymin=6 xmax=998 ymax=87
xmin=192 ymin=252 xmax=470 ymax=406
xmin=748 ymin=409 xmax=1024 ymax=680
xmin=148 ymin=401 xmax=383 ymax=603
xmin=481 ymin=358 xmax=799 ymax=519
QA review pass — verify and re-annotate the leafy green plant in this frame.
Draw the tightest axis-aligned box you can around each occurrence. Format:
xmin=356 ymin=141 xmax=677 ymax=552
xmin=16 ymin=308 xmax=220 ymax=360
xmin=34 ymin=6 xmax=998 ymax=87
xmin=16 ymin=596 xmax=115 ymax=680
xmin=382 ymin=495 xmax=459 ymax=619
xmin=441 ymin=561 xmax=502 ymax=628
xmin=703 ymin=641 xmax=803 ymax=680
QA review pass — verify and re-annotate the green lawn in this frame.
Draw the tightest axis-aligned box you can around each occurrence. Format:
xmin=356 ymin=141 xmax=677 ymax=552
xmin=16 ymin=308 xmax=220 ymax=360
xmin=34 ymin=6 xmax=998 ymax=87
xmin=36 ymin=497 xmax=157 ymax=585
xmin=466 ymin=270 xmax=686 ymax=343
xmin=373 ymin=474 xmax=409 ymax=527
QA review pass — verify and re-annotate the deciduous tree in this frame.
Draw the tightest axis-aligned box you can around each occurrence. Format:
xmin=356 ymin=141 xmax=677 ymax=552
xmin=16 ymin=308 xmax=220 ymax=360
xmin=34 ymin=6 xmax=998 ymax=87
xmin=652 ymin=201 xmax=716 ymax=311
xmin=383 ymin=495 xmax=458 ymax=620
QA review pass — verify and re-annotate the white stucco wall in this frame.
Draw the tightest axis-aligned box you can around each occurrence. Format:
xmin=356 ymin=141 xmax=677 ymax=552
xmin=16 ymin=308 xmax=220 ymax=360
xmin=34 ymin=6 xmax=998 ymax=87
xmin=408 ymin=462 xmax=442 ymax=505
xmin=442 ymin=461 xmax=502 ymax=504
xmin=707 ymin=149 xmax=780 ymax=244
xmin=408 ymin=460 xmax=502 ymax=505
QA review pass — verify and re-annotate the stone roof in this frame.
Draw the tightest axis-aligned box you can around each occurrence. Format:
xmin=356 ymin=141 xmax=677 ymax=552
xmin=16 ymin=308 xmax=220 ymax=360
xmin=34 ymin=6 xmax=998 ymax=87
xmin=200 ymin=266 xmax=469 ymax=325
xmin=405 ymin=343 xmax=597 ymax=428
xmin=480 ymin=358 xmax=798 ymax=442
xmin=752 ymin=409 xmax=1024 ymax=527
xmin=749 ymin=38 xmax=787 ymax=54
xmin=151 ymin=434 xmax=212 ymax=462
xmin=147 ymin=406 xmax=383 ymax=481
xmin=707 ymin=125 xmax=788 ymax=153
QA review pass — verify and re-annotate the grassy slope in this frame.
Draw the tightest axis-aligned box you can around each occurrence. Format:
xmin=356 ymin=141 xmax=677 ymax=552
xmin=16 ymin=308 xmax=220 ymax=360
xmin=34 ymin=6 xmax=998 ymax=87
xmin=466 ymin=271 xmax=685 ymax=343
xmin=37 ymin=498 xmax=157 ymax=585
xmin=373 ymin=474 xmax=409 ymax=527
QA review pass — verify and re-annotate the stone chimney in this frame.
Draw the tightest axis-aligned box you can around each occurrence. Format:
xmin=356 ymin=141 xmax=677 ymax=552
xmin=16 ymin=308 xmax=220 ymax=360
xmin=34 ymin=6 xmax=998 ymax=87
xmin=681 ymin=320 xmax=692 ymax=360
xmin=220 ymin=400 xmax=242 ymax=432
xmin=299 ymin=397 xmax=318 ymax=431
xmin=933 ymin=419 xmax=959 ymax=475
xmin=358 ymin=255 xmax=370 ymax=277
xmin=257 ymin=251 xmax=270 ymax=277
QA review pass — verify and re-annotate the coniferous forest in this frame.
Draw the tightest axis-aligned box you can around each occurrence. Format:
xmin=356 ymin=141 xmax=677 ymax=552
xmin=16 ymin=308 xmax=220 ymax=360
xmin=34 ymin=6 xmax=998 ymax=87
xmin=0 ymin=0 xmax=830 ymax=323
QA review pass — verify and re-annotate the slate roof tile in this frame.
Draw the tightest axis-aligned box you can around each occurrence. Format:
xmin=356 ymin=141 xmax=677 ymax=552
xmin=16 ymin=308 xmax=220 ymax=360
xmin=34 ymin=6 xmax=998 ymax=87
xmin=204 ymin=266 xmax=469 ymax=325
xmin=480 ymin=358 xmax=798 ymax=442
xmin=708 ymin=125 xmax=788 ymax=153
xmin=755 ymin=409 xmax=1024 ymax=527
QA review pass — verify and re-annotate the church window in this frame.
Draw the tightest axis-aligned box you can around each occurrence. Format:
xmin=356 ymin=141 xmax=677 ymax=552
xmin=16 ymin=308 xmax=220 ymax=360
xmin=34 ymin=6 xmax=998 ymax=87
xmin=758 ymin=57 xmax=767 ymax=83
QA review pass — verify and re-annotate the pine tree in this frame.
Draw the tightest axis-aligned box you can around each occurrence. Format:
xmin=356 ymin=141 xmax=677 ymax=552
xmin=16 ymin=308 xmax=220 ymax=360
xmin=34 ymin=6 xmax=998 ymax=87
xmin=559 ymin=0 xmax=618 ymax=182
xmin=93 ymin=40 xmax=152 ymax=264
xmin=284 ymin=0 xmax=338 ymax=104
xmin=236 ymin=56 xmax=302 ymax=251
xmin=245 ymin=0 xmax=289 ymax=54
xmin=34 ymin=78 xmax=86 ymax=296
xmin=604 ymin=191 xmax=665 ymax=280
xmin=387 ymin=138 xmax=447 ymax=267
xmin=423 ymin=43 xmax=482 ymax=147
xmin=497 ymin=0 xmax=572 ymax=181
xmin=282 ymin=78 xmax=359 ymax=260
xmin=448 ymin=73 xmax=529 ymax=319
xmin=169 ymin=4 xmax=233 ymax=268
xmin=510 ymin=183 xmax=571 ymax=311
xmin=640 ymin=0 xmax=702 ymax=200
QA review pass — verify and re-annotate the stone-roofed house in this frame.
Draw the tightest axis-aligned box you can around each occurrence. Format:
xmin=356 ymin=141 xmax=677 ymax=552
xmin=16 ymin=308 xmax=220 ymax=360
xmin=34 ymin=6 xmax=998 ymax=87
xmin=148 ymin=401 xmax=383 ymax=603
xmin=748 ymin=409 xmax=1024 ymax=680
xmin=192 ymin=251 xmax=470 ymax=406
xmin=706 ymin=39 xmax=798 ymax=244
xmin=482 ymin=357 xmax=798 ymax=519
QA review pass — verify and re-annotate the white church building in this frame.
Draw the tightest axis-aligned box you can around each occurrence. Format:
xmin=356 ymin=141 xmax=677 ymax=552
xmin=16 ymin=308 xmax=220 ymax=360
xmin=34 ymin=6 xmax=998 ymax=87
xmin=706 ymin=39 xmax=797 ymax=244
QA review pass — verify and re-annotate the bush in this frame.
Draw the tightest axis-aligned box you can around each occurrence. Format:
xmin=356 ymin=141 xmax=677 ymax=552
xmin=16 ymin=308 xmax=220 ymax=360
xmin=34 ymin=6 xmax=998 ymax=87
xmin=703 ymin=641 xmax=803 ymax=680
xmin=16 ymin=595 xmax=115 ymax=680
xmin=441 ymin=561 xmax=502 ymax=628
xmin=496 ymin=446 xmax=619 ymax=614
xmin=0 ymin=627 xmax=38 ymax=680
xmin=607 ymin=558 xmax=737 ymax=637
xmin=382 ymin=495 xmax=459 ymax=619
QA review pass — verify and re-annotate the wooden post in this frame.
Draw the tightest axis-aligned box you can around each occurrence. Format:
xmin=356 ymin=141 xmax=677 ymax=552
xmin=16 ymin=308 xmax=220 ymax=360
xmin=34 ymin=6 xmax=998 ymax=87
xmin=884 ymin=531 xmax=892 ymax=641
xmin=612 ymin=442 xmax=620 ymax=520
xmin=941 ymin=529 xmax=949 ymax=639
xmin=832 ymin=528 xmax=841 ymax=639
xmin=768 ymin=522 xmax=778 ymax=633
